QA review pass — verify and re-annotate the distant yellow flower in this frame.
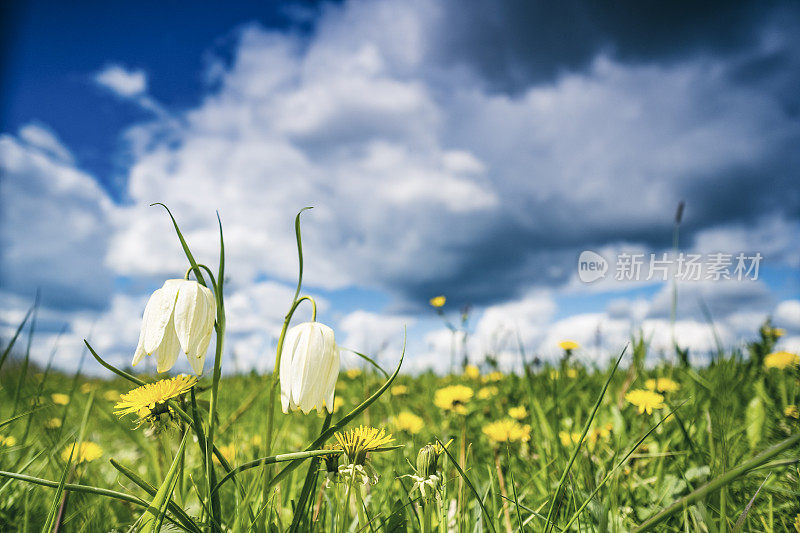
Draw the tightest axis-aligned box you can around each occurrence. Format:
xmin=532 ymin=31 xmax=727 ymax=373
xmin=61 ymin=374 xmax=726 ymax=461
xmin=80 ymin=382 xmax=98 ymax=394
xmin=772 ymin=328 xmax=786 ymax=338
xmin=477 ymin=386 xmax=498 ymax=400
xmin=625 ymin=389 xmax=666 ymax=415
xmin=559 ymin=424 xmax=611 ymax=449
xmin=45 ymin=418 xmax=62 ymax=429
xmin=103 ymin=390 xmax=121 ymax=402
xmin=251 ymin=434 xmax=263 ymax=447
xmin=51 ymin=393 xmax=70 ymax=405
xmin=0 ymin=435 xmax=16 ymax=447
xmin=559 ymin=340 xmax=579 ymax=351
xmin=482 ymin=371 xmax=503 ymax=383
xmin=391 ymin=385 xmax=408 ymax=395
xmin=508 ymin=405 xmax=528 ymax=420
xmin=346 ymin=368 xmax=362 ymax=379
xmin=114 ymin=375 xmax=197 ymax=425
xmin=429 ymin=296 xmax=446 ymax=308
xmin=559 ymin=431 xmax=581 ymax=447
xmin=591 ymin=423 xmax=613 ymax=442
xmin=550 ymin=369 xmax=578 ymax=379
xmin=322 ymin=399 xmax=342 ymax=413
xmin=393 ymin=411 xmax=424 ymax=434
xmin=434 ymin=385 xmax=473 ymax=414
xmin=764 ymin=351 xmax=799 ymax=370
xmin=645 ymin=378 xmax=680 ymax=393
xmin=483 ymin=419 xmax=531 ymax=444
xmin=62 ymin=442 xmax=102 ymax=464
xmin=785 ymin=405 xmax=800 ymax=419
xmin=463 ymin=365 xmax=480 ymax=380
xmin=217 ymin=443 xmax=236 ymax=464
xmin=334 ymin=425 xmax=394 ymax=465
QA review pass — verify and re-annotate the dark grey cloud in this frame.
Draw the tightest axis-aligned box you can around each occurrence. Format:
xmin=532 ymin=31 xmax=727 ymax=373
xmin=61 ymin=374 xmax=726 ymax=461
xmin=432 ymin=0 xmax=799 ymax=93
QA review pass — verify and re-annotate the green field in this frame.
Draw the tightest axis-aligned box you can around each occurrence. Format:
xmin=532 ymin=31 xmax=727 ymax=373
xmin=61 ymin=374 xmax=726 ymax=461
xmin=1 ymin=329 xmax=799 ymax=531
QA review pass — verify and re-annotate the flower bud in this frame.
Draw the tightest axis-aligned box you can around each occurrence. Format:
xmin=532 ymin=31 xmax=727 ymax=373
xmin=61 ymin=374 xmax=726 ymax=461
xmin=279 ymin=322 xmax=340 ymax=414
xmin=416 ymin=442 xmax=444 ymax=479
xmin=132 ymin=279 xmax=216 ymax=375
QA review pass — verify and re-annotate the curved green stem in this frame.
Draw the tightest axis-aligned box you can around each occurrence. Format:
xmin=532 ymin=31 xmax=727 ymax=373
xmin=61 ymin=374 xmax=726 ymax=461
xmin=212 ymin=449 xmax=338 ymax=497
xmin=262 ymin=207 xmax=312 ymax=504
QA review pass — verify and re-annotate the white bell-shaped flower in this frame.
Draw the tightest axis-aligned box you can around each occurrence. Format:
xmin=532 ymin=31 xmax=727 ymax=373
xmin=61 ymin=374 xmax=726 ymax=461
xmin=279 ymin=322 xmax=340 ymax=414
xmin=132 ymin=279 xmax=216 ymax=375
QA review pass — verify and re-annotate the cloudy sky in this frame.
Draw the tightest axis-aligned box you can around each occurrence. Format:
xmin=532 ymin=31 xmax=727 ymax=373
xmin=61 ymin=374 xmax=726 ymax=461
xmin=1 ymin=0 xmax=799 ymax=375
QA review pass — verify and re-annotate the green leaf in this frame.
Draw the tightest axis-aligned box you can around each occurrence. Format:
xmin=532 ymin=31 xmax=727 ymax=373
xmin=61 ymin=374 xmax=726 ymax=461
xmin=745 ymin=396 xmax=765 ymax=450
xmin=140 ymin=431 xmax=189 ymax=533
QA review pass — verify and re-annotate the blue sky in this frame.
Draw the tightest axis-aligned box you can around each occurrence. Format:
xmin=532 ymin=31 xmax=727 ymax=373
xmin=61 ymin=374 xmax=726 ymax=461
xmin=1 ymin=0 xmax=799 ymax=375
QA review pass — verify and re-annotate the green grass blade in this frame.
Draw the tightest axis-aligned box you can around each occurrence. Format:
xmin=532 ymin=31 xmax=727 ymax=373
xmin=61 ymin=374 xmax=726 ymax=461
xmin=139 ymin=430 xmax=189 ymax=533
xmin=563 ymin=402 xmax=686 ymax=529
xmin=109 ymin=459 xmax=202 ymax=533
xmin=43 ymin=439 xmax=76 ymax=532
xmin=435 ymin=436 xmax=496 ymax=533
xmin=634 ymin=431 xmax=800 ymax=531
xmin=0 ymin=303 xmax=34 ymax=372
xmin=544 ymin=345 xmax=627 ymax=531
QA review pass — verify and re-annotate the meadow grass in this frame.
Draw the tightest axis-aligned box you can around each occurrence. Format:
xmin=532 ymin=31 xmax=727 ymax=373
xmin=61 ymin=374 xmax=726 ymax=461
xmin=1 ymin=337 xmax=798 ymax=531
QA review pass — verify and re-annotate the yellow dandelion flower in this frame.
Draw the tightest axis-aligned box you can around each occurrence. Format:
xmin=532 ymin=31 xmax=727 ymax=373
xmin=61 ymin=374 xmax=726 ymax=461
xmin=772 ymin=328 xmax=786 ymax=338
xmin=463 ymin=365 xmax=480 ymax=380
xmin=45 ymin=418 xmax=62 ymax=429
xmin=764 ymin=351 xmax=799 ymax=370
xmin=391 ymin=385 xmax=409 ymax=395
xmin=334 ymin=425 xmax=394 ymax=465
xmin=429 ymin=295 xmax=446 ymax=308
xmin=477 ymin=386 xmax=498 ymax=400
xmin=559 ymin=340 xmax=580 ymax=351
xmin=559 ymin=431 xmax=581 ymax=447
xmin=62 ymin=442 xmax=102 ymax=464
xmin=80 ymin=382 xmax=98 ymax=394
xmin=483 ymin=419 xmax=531 ymax=444
xmin=482 ymin=371 xmax=503 ymax=383
xmin=508 ymin=405 xmax=528 ymax=420
xmin=251 ymin=434 xmax=263 ymax=447
xmin=346 ymin=369 xmax=362 ymax=379
xmin=625 ymin=389 xmax=666 ymax=415
xmin=645 ymin=378 xmax=680 ymax=393
xmin=216 ymin=443 xmax=236 ymax=464
xmin=0 ymin=435 xmax=17 ymax=447
xmin=784 ymin=405 xmax=800 ymax=419
xmin=103 ymin=390 xmax=121 ymax=402
xmin=393 ymin=411 xmax=424 ymax=434
xmin=549 ymin=369 xmax=578 ymax=379
xmin=51 ymin=393 xmax=70 ymax=405
xmin=114 ymin=375 xmax=197 ymax=423
xmin=434 ymin=385 xmax=473 ymax=414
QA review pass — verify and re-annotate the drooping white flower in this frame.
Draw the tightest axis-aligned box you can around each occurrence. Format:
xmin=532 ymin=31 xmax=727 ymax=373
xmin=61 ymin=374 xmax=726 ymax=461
xmin=132 ymin=279 xmax=216 ymax=375
xmin=279 ymin=322 xmax=340 ymax=414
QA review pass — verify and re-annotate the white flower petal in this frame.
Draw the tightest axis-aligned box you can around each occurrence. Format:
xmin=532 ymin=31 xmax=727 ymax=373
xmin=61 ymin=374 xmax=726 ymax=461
xmin=142 ymin=280 xmax=182 ymax=354
xmin=155 ymin=315 xmax=181 ymax=373
xmin=280 ymin=325 xmax=303 ymax=413
xmin=173 ymin=280 xmax=202 ymax=355
xmin=280 ymin=322 xmax=339 ymax=415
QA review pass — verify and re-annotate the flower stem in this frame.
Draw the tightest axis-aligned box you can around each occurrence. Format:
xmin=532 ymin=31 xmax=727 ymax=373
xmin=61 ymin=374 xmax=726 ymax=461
xmin=262 ymin=208 xmax=312 ymax=512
